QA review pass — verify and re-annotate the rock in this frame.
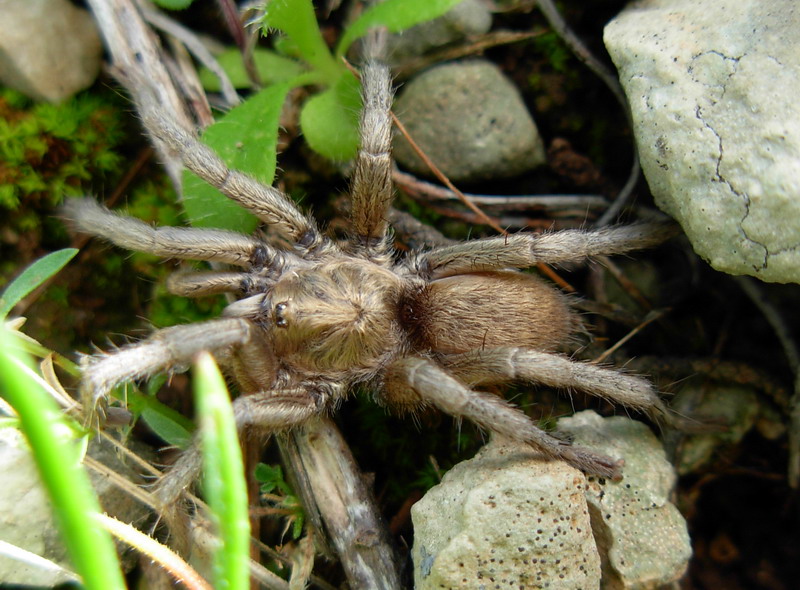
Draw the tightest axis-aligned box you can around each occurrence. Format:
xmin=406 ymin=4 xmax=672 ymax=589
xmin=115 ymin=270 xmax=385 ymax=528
xmin=0 ymin=428 xmax=151 ymax=586
xmin=670 ymin=384 xmax=760 ymax=475
xmin=412 ymin=412 xmax=691 ymax=590
xmin=412 ymin=438 xmax=601 ymax=590
xmin=560 ymin=412 xmax=691 ymax=590
xmin=604 ymin=0 xmax=800 ymax=283
xmin=387 ymin=0 xmax=492 ymax=62
xmin=0 ymin=0 xmax=102 ymax=102
xmin=393 ymin=60 xmax=547 ymax=182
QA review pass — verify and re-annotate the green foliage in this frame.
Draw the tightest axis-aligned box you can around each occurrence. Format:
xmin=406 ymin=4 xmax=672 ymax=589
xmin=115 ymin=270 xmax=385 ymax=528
xmin=183 ymin=81 xmax=295 ymax=231
xmin=255 ymin=463 xmax=306 ymax=540
xmin=0 ymin=88 xmax=125 ymax=210
xmin=531 ymin=31 xmax=573 ymax=74
xmin=190 ymin=0 xmax=465 ymax=227
xmin=335 ymin=0 xmax=466 ymax=57
xmin=0 ymin=249 xmax=77 ymax=319
xmin=199 ymin=48 xmax=305 ymax=91
xmin=152 ymin=0 xmax=194 ymax=10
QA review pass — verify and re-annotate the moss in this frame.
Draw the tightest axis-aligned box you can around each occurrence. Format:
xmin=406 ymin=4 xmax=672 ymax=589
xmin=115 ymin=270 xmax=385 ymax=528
xmin=0 ymin=87 xmax=126 ymax=211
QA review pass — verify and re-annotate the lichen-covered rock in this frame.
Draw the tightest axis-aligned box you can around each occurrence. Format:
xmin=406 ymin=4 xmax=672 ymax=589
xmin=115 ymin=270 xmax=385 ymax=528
xmin=412 ymin=412 xmax=691 ymax=590
xmin=604 ymin=0 xmax=800 ymax=283
xmin=670 ymin=384 xmax=760 ymax=475
xmin=412 ymin=439 xmax=601 ymax=590
xmin=0 ymin=0 xmax=102 ymax=102
xmin=393 ymin=60 xmax=546 ymax=182
xmin=560 ymin=412 xmax=691 ymax=590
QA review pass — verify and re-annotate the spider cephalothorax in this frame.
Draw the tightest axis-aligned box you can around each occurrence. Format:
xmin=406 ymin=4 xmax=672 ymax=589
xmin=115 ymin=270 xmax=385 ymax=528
xmin=64 ymin=60 xmax=682 ymax=501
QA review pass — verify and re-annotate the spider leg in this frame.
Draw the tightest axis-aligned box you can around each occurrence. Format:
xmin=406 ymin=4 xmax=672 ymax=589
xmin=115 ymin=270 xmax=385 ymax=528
xmin=414 ymin=222 xmax=679 ymax=278
xmin=350 ymin=60 xmax=393 ymax=253
xmin=138 ymin=110 xmax=324 ymax=248
xmin=79 ymin=318 xmax=251 ymax=412
xmin=166 ymin=270 xmax=271 ymax=297
xmin=155 ymin=387 xmax=325 ymax=506
xmin=439 ymin=347 xmax=674 ymax=421
xmin=384 ymin=357 xmax=624 ymax=480
xmin=63 ymin=198 xmax=278 ymax=267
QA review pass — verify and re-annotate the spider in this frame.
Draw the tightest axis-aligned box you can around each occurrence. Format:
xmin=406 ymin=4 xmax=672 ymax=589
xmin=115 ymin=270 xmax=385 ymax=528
xmin=63 ymin=59 xmax=680 ymax=500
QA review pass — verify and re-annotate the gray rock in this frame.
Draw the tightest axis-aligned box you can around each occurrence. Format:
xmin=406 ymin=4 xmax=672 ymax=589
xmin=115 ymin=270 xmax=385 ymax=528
xmin=412 ymin=438 xmax=601 ymax=590
xmin=604 ymin=0 xmax=800 ymax=283
xmin=387 ymin=0 xmax=492 ymax=62
xmin=393 ymin=60 xmax=546 ymax=182
xmin=0 ymin=0 xmax=102 ymax=102
xmin=560 ymin=412 xmax=691 ymax=590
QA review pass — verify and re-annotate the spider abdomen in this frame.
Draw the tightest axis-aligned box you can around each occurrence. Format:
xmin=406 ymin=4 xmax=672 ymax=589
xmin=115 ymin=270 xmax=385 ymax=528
xmin=404 ymin=271 xmax=578 ymax=355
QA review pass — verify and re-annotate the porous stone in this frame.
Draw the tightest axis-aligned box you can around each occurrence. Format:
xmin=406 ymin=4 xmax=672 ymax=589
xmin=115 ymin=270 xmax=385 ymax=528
xmin=412 ymin=412 xmax=692 ymax=590
xmin=387 ymin=0 xmax=492 ymax=62
xmin=560 ymin=412 xmax=692 ymax=590
xmin=0 ymin=0 xmax=102 ymax=102
xmin=412 ymin=439 xmax=601 ymax=590
xmin=604 ymin=0 xmax=800 ymax=283
xmin=393 ymin=60 xmax=546 ymax=182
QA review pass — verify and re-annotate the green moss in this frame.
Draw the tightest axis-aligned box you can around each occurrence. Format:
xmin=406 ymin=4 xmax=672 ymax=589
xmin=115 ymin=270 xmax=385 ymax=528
xmin=0 ymin=88 xmax=126 ymax=211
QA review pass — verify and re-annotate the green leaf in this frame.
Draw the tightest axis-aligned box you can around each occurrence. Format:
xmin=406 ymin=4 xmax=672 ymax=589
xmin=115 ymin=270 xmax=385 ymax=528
xmin=0 ymin=249 xmax=78 ymax=319
xmin=0 ymin=327 xmax=126 ymax=590
xmin=152 ymin=0 xmax=194 ymax=10
xmin=263 ymin=0 xmax=342 ymax=83
xmin=255 ymin=462 xmax=291 ymax=496
xmin=193 ymin=352 xmax=250 ymax=590
xmin=182 ymin=81 xmax=294 ymax=231
xmin=141 ymin=403 xmax=194 ymax=449
xmin=199 ymin=48 xmax=306 ymax=91
xmin=337 ymin=0 xmax=465 ymax=57
xmin=299 ymin=73 xmax=361 ymax=161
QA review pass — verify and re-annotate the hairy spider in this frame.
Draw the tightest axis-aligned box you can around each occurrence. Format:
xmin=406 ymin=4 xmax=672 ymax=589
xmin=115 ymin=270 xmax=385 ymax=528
xmin=63 ymin=60 xmax=679 ymax=496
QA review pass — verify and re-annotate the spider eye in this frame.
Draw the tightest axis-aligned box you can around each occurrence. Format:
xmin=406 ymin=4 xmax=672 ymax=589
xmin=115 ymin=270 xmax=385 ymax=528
xmin=274 ymin=301 xmax=289 ymax=327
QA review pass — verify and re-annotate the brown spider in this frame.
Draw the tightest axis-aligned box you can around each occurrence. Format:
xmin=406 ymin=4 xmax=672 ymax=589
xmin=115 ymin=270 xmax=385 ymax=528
xmin=63 ymin=60 xmax=680 ymax=501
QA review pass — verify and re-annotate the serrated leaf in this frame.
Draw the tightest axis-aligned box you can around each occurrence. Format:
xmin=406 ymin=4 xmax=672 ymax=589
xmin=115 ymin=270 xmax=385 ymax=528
xmin=263 ymin=0 xmax=342 ymax=83
xmin=0 ymin=249 xmax=78 ymax=319
xmin=182 ymin=81 xmax=294 ymax=230
xmin=299 ymin=73 xmax=361 ymax=161
xmin=199 ymin=48 xmax=306 ymax=91
xmin=337 ymin=0 xmax=465 ymax=57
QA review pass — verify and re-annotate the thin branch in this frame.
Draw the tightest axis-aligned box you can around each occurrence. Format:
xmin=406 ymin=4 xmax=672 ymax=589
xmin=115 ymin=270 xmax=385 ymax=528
xmin=392 ymin=168 xmax=608 ymax=213
xmin=142 ymin=6 xmax=240 ymax=109
xmin=736 ymin=276 xmax=800 ymax=487
xmin=394 ymin=30 xmax=546 ymax=79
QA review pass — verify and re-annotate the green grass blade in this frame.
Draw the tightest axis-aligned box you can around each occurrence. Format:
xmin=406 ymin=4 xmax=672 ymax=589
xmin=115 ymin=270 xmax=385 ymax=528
xmin=193 ymin=352 xmax=250 ymax=590
xmin=0 ymin=327 xmax=125 ymax=590
xmin=0 ymin=248 xmax=78 ymax=319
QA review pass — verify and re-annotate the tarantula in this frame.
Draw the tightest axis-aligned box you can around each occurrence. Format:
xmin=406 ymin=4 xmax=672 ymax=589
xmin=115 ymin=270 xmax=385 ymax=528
xmin=64 ymin=60 xmax=680 ymax=494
